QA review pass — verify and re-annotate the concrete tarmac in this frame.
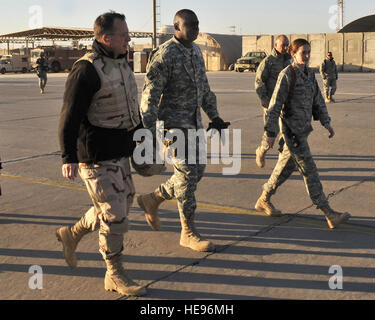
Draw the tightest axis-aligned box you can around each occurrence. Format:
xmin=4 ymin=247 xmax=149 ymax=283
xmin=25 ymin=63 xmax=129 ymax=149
xmin=0 ymin=71 xmax=375 ymax=301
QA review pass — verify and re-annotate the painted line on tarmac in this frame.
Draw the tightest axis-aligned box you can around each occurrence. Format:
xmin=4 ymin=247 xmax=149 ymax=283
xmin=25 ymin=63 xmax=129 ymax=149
xmin=2 ymin=152 xmax=61 ymax=164
xmin=2 ymin=173 xmax=375 ymax=235
xmin=187 ymin=200 xmax=266 ymax=216
xmin=1 ymin=173 xmax=86 ymax=191
xmin=292 ymin=215 xmax=375 ymax=236
xmin=0 ymin=84 xmax=65 ymax=88
xmin=212 ymin=89 xmax=255 ymax=93
xmin=336 ymin=92 xmax=375 ymax=96
xmin=1 ymin=173 xmax=260 ymax=215
xmin=0 ymin=115 xmax=59 ymax=123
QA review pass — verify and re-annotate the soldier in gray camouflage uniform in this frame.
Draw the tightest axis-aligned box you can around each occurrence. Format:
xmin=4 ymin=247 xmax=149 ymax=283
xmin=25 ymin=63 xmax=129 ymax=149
xmin=255 ymin=38 xmax=350 ymax=229
xmin=320 ymin=52 xmax=338 ymax=103
xmin=255 ymin=35 xmax=291 ymax=168
xmin=36 ymin=52 xmax=48 ymax=94
xmin=137 ymin=9 xmax=229 ymax=252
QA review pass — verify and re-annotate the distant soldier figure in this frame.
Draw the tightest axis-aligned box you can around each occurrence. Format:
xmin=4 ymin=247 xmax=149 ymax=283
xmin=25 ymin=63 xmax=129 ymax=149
xmin=36 ymin=52 xmax=48 ymax=94
xmin=57 ymin=11 xmax=146 ymax=297
xmin=137 ymin=9 xmax=230 ymax=252
xmin=255 ymin=38 xmax=350 ymax=229
xmin=254 ymin=35 xmax=291 ymax=168
xmin=320 ymin=52 xmax=338 ymax=103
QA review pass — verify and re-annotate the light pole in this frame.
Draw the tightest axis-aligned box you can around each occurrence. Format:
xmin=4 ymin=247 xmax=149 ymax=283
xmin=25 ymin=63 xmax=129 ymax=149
xmin=152 ymin=0 xmax=157 ymax=49
xmin=337 ymin=0 xmax=344 ymax=29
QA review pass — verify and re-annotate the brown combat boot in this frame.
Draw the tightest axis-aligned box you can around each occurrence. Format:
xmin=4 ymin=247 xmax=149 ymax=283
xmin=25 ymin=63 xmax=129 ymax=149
xmin=56 ymin=219 xmax=91 ymax=268
xmin=179 ymin=212 xmax=214 ymax=252
xmin=137 ymin=188 xmax=165 ymax=231
xmin=104 ymin=255 xmax=147 ymax=297
xmin=255 ymin=191 xmax=283 ymax=217
xmin=255 ymin=146 xmax=266 ymax=168
xmin=320 ymin=205 xmax=351 ymax=229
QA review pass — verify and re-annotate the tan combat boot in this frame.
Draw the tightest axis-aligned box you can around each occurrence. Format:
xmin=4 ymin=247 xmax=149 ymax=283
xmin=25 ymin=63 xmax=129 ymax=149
xmin=137 ymin=188 xmax=165 ymax=231
xmin=325 ymin=97 xmax=331 ymax=103
xmin=179 ymin=213 xmax=214 ymax=252
xmin=255 ymin=146 xmax=266 ymax=168
xmin=320 ymin=205 xmax=351 ymax=229
xmin=104 ymin=255 xmax=147 ymax=297
xmin=56 ymin=219 xmax=91 ymax=268
xmin=255 ymin=191 xmax=283 ymax=217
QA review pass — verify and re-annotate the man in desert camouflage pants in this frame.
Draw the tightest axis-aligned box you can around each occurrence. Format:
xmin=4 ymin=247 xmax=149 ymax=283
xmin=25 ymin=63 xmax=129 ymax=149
xmin=56 ymin=11 xmax=146 ymax=297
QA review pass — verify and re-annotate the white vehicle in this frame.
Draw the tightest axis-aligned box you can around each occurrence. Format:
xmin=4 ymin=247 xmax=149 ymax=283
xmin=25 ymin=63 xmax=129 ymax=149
xmin=0 ymin=55 xmax=30 ymax=74
xmin=0 ymin=59 xmax=12 ymax=74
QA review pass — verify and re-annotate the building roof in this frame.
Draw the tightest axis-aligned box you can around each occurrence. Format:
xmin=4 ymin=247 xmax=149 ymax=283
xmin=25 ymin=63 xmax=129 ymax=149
xmin=0 ymin=27 xmax=161 ymax=43
xmin=339 ymin=14 xmax=375 ymax=33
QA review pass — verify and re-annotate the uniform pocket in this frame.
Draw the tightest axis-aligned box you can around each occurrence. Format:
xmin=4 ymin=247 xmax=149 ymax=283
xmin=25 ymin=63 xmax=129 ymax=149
xmin=79 ymin=167 xmax=108 ymax=203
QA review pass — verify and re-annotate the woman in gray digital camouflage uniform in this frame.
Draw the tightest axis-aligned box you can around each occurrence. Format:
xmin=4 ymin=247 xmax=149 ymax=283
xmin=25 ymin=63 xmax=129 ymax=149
xmin=255 ymin=38 xmax=350 ymax=229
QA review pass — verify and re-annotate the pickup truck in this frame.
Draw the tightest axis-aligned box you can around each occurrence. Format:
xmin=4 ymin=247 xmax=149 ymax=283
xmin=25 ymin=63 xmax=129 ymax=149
xmin=234 ymin=51 xmax=267 ymax=72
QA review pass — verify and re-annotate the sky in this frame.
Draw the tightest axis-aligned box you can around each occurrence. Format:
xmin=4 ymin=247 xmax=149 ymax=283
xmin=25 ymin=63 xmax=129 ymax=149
xmin=0 ymin=0 xmax=375 ymax=46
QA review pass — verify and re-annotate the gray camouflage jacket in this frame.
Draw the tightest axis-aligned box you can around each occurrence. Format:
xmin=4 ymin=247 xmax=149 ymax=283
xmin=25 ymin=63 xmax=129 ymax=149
xmin=265 ymin=62 xmax=331 ymax=138
xmin=320 ymin=58 xmax=338 ymax=80
xmin=140 ymin=37 xmax=219 ymax=130
xmin=255 ymin=48 xmax=292 ymax=104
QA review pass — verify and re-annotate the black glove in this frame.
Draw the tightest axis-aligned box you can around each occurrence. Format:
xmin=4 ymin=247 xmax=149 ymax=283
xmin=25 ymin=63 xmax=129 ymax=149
xmin=207 ymin=117 xmax=231 ymax=134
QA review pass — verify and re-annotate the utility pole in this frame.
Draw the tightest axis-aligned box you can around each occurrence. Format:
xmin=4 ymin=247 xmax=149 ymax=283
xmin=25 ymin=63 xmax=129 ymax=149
xmin=152 ymin=0 xmax=161 ymax=48
xmin=152 ymin=0 xmax=156 ymax=48
xmin=337 ymin=0 xmax=344 ymax=29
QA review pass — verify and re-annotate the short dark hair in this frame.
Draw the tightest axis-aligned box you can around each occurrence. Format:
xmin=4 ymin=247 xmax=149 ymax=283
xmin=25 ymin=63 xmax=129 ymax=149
xmin=94 ymin=11 xmax=126 ymax=40
xmin=174 ymin=9 xmax=197 ymax=22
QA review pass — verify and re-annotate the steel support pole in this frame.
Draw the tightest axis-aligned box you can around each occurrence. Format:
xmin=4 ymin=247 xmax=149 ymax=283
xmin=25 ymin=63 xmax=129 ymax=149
xmin=152 ymin=0 xmax=157 ymax=49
